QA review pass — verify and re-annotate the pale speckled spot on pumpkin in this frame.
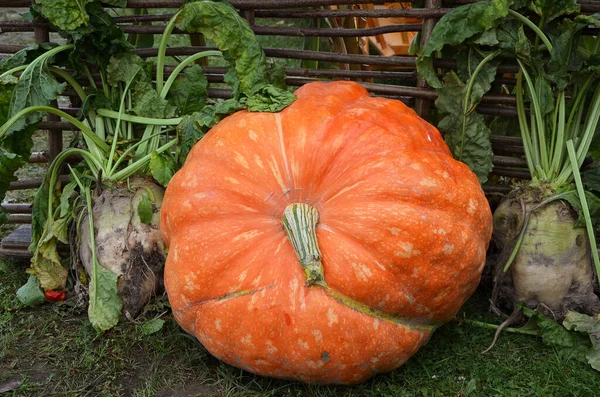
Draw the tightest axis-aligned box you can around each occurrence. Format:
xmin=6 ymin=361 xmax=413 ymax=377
xmin=183 ymin=273 xmax=198 ymax=292
xmin=327 ymin=308 xmax=339 ymax=327
xmin=241 ymin=334 xmax=253 ymax=345
xmin=305 ymin=360 xmax=324 ymax=369
xmin=233 ymin=229 xmax=262 ymax=243
xmin=249 ymin=292 xmax=260 ymax=307
xmin=254 ymin=154 xmax=264 ymax=169
xmin=435 ymin=169 xmax=450 ymax=179
xmin=225 ymin=177 xmax=240 ymax=185
xmin=251 ymin=275 xmax=262 ymax=287
xmin=183 ymin=200 xmax=192 ymax=210
xmin=238 ymin=269 xmax=248 ymax=283
xmin=326 ymin=181 xmax=363 ymax=203
xmin=461 ymin=230 xmax=468 ymax=241
xmin=312 ymin=329 xmax=323 ymax=342
xmin=394 ymin=242 xmax=420 ymax=258
xmin=351 ymin=262 xmax=373 ymax=282
xmin=234 ymin=152 xmax=250 ymax=169
xmin=410 ymin=163 xmax=422 ymax=171
xmin=389 ymin=227 xmax=400 ymax=236
xmin=265 ymin=340 xmax=278 ymax=354
xmin=289 ymin=278 xmax=300 ymax=311
xmin=216 ymin=140 xmax=225 ymax=147
xmin=274 ymin=238 xmax=286 ymax=255
xmin=297 ymin=339 xmax=310 ymax=350
xmin=248 ymin=129 xmax=259 ymax=142
xmin=432 ymin=228 xmax=447 ymax=235
xmin=235 ymin=204 xmax=259 ymax=213
xmin=419 ymin=178 xmax=438 ymax=187
xmin=214 ymin=318 xmax=222 ymax=331
xmin=268 ymin=156 xmax=287 ymax=193
xmin=466 ymin=198 xmax=477 ymax=215
xmin=373 ymin=319 xmax=380 ymax=330
xmin=442 ymin=244 xmax=455 ymax=255
xmin=254 ymin=359 xmax=270 ymax=366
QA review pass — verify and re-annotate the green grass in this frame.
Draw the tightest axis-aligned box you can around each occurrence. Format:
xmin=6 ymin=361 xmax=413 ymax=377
xmin=1 ymin=257 xmax=598 ymax=397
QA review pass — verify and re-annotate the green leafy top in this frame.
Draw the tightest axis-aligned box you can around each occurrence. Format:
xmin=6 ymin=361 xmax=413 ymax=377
xmin=417 ymin=0 xmax=600 ymax=185
xmin=175 ymin=1 xmax=295 ymax=110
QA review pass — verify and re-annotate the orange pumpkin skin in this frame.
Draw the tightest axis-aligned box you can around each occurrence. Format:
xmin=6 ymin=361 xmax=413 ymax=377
xmin=160 ymin=81 xmax=492 ymax=384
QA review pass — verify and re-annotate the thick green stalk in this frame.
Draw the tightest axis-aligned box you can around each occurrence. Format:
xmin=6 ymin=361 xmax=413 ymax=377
xmin=549 ymin=91 xmax=566 ymax=178
xmin=515 ymin=71 xmax=536 ymax=177
xmin=0 ymin=65 xmax=28 ymax=79
xmin=107 ymin=130 xmax=173 ymax=177
xmin=458 ymin=50 xmax=501 ymax=161
xmin=281 ymin=203 xmax=326 ymax=286
xmin=160 ymin=50 xmax=222 ymax=98
xmin=0 ymin=105 xmax=109 ymax=152
xmin=96 ymin=109 xmax=182 ymax=125
xmin=508 ymin=10 xmax=553 ymax=52
xmin=45 ymin=148 xmax=102 ymax=221
xmin=518 ymin=60 xmax=549 ymax=175
xmin=156 ymin=12 xmax=180 ymax=93
xmin=106 ymin=70 xmax=141 ymax=173
xmin=49 ymin=66 xmax=87 ymax=102
xmin=556 ymin=83 xmax=600 ymax=185
xmin=567 ymin=140 xmax=600 ymax=286
xmin=109 ymin=138 xmax=177 ymax=181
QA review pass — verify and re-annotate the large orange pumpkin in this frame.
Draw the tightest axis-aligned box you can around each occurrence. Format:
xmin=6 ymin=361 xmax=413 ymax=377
xmin=160 ymin=81 xmax=492 ymax=384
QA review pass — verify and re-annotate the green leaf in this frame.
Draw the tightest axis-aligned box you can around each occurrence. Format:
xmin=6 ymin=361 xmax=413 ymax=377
xmin=65 ymin=3 xmax=133 ymax=69
xmin=166 ymin=64 xmax=208 ymax=115
xmin=139 ymin=318 xmax=165 ymax=335
xmin=583 ymin=162 xmax=600 ymax=193
xmin=6 ymin=51 xmax=67 ymax=137
xmin=133 ymin=81 xmax=175 ymax=118
xmin=39 ymin=0 xmax=92 ymax=31
xmin=175 ymin=1 xmax=295 ymax=111
xmin=561 ymin=190 xmax=600 ymax=228
xmin=150 ymin=152 xmax=176 ymax=187
xmin=16 ymin=275 xmax=47 ymax=307
xmin=0 ymin=43 xmax=59 ymax=74
xmin=89 ymin=263 xmax=122 ymax=332
xmin=434 ymin=71 xmax=494 ymax=183
xmin=563 ymin=311 xmax=600 ymax=371
xmin=28 ymin=172 xmax=68 ymax=291
xmin=472 ymin=29 xmax=499 ymax=46
xmin=533 ymin=76 xmax=555 ymax=117
xmin=496 ymin=21 xmax=531 ymax=57
xmin=30 ymin=237 xmax=68 ymax=291
xmin=265 ymin=60 xmax=288 ymax=90
xmin=107 ymin=53 xmax=148 ymax=87
xmin=244 ymin=85 xmax=296 ymax=112
xmin=417 ymin=0 xmax=513 ymax=88
xmin=521 ymin=305 xmax=591 ymax=363
xmin=455 ymin=50 xmax=501 ymax=109
xmin=176 ymin=115 xmax=205 ymax=163
xmin=528 ymin=0 xmax=580 ymax=24
xmin=441 ymin=112 xmax=493 ymax=183
xmin=137 ymin=195 xmax=153 ymax=225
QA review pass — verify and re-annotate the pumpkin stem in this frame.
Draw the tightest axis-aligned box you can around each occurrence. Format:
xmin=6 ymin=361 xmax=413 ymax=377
xmin=282 ymin=203 xmax=325 ymax=286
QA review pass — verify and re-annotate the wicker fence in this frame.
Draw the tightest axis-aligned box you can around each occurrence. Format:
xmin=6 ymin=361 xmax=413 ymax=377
xmin=0 ymin=0 xmax=599 ymax=234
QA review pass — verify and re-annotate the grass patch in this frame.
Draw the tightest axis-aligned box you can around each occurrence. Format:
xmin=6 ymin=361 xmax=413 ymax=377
xmin=0 ymin=258 xmax=598 ymax=397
